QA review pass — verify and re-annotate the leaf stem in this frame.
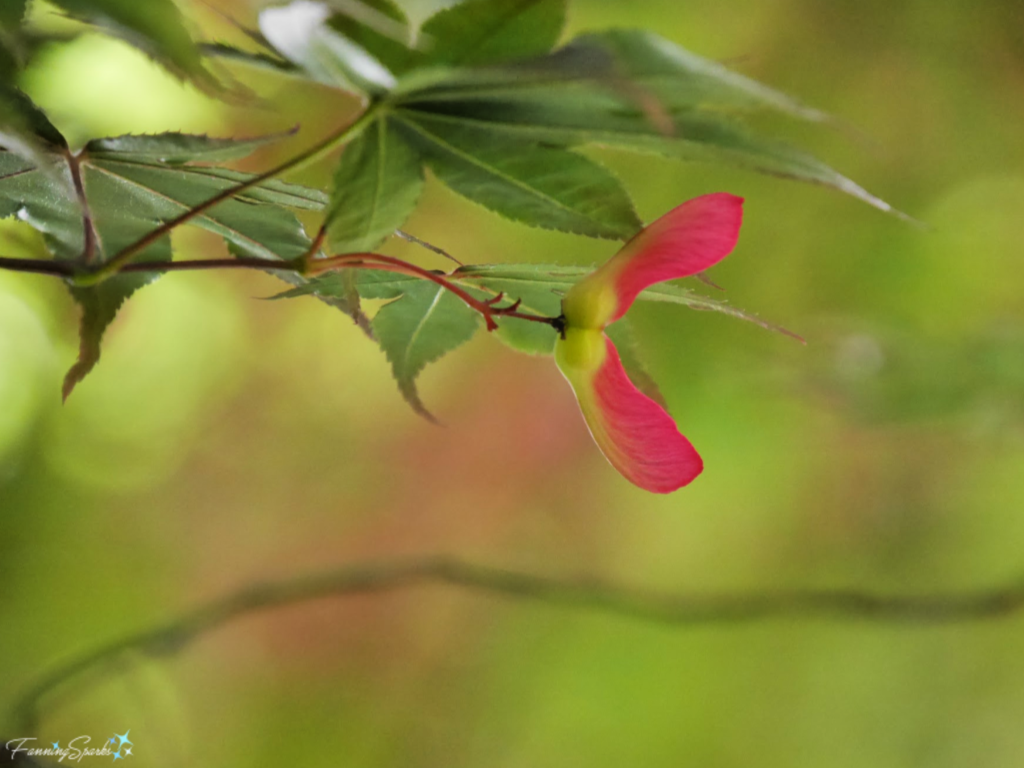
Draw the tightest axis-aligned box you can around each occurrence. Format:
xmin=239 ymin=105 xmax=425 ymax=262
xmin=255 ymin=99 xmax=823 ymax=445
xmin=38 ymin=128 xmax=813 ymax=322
xmin=73 ymin=105 xmax=380 ymax=287
xmin=309 ymin=252 xmax=502 ymax=328
xmin=65 ymin=150 xmax=98 ymax=265
xmin=393 ymin=230 xmax=463 ymax=266
xmin=307 ymin=253 xmax=561 ymax=331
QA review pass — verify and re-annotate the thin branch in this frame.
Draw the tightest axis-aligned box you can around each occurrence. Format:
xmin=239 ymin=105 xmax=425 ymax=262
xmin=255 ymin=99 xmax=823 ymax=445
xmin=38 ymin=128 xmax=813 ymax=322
xmin=13 ymin=555 xmax=1024 ymax=734
xmin=0 ymin=251 xmax=561 ymax=327
xmin=0 ymin=250 xmax=562 ymax=332
xmin=309 ymin=252 xmax=501 ymax=327
xmin=0 ymin=254 xmax=316 ymax=277
xmin=0 ymin=256 xmax=75 ymax=277
xmin=307 ymin=253 xmax=561 ymax=331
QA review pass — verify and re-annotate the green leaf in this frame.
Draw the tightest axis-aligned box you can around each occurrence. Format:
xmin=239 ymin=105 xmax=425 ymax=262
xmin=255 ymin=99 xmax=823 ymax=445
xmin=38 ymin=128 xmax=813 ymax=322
xmin=393 ymin=34 xmax=899 ymax=215
xmin=273 ymin=269 xmax=374 ymax=338
xmin=628 ymin=280 xmax=803 ymax=341
xmin=327 ymin=117 xmax=424 ymax=253
xmin=200 ymin=41 xmax=301 ymax=77
xmin=390 ymin=42 xmax=614 ymax=100
xmin=453 ymin=263 xmax=800 ymax=341
xmin=80 ymin=160 xmax=318 ymax=262
xmin=269 ymin=267 xmax=419 ymax=301
xmin=454 ymin=263 xmax=570 ymax=355
xmin=399 ymin=30 xmax=825 ymax=122
xmin=0 ymin=149 xmax=174 ymax=398
xmin=285 ymin=254 xmax=798 ymax=375
xmin=457 ymin=266 xmax=564 ymax=355
xmin=449 ymin=89 xmax=896 ymax=214
xmin=1 ymin=24 xmax=82 ymax=95
xmin=271 ymin=254 xmax=796 ymax=415
xmin=84 ymin=130 xmax=296 ymax=165
xmin=176 ymin=168 xmax=327 ymax=211
xmin=604 ymin=319 xmax=666 ymax=408
xmin=371 ymin=278 xmax=481 ymax=419
xmin=394 ymin=114 xmax=641 ymax=239
xmin=0 ymin=86 xmax=69 ymax=175
xmin=232 ymin=1 xmax=419 ymax=87
xmin=574 ymin=30 xmax=828 ymax=119
xmin=49 ymin=0 xmax=213 ymax=87
xmin=419 ymin=0 xmax=566 ymax=67
xmin=254 ymin=0 xmax=570 ymax=89
xmin=326 ymin=0 xmax=419 ymax=76
xmin=356 ymin=268 xmax=428 ymax=299
xmin=65 ymin=269 xmax=165 ymax=400
xmin=235 ymin=241 xmax=374 ymax=337
xmin=404 ymin=89 xmax=896 ymax=215
xmin=258 ymin=1 xmax=397 ymax=94
xmin=282 ymin=258 xmax=798 ymax=360
xmin=267 ymin=268 xmax=482 ymax=414
xmin=0 ymin=47 xmax=16 ymax=89
xmin=0 ymin=0 xmax=27 ymax=30
xmin=0 ymin=86 xmax=67 ymax=148
xmin=0 ymin=133 xmax=326 ymax=395
xmin=271 ymin=268 xmax=482 ymax=416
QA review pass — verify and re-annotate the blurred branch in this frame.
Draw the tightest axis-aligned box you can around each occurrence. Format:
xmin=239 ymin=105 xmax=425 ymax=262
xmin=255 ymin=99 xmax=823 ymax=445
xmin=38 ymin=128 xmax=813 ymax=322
xmin=13 ymin=556 xmax=1024 ymax=734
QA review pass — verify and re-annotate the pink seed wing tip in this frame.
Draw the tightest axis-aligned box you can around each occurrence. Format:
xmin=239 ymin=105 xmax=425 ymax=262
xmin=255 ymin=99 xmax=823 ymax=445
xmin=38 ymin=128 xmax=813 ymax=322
xmin=590 ymin=336 xmax=703 ymax=493
xmin=609 ymin=193 xmax=744 ymax=322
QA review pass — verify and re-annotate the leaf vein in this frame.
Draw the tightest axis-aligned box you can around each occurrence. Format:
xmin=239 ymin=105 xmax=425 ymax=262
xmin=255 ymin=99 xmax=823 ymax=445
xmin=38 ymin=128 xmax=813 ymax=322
xmin=402 ymin=284 xmax=446 ymax=375
xmin=85 ymin=162 xmax=277 ymax=258
xmin=395 ymin=116 xmax=598 ymax=223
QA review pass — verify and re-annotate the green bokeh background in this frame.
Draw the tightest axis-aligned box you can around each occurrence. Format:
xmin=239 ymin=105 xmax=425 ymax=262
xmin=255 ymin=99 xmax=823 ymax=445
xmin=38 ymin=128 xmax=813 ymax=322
xmin=3 ymin=0 xmax=1024 ymax=765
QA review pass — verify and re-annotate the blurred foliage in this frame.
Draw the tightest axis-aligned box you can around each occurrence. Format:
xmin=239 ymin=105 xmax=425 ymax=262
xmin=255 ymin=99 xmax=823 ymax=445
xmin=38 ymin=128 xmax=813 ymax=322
xmin=2 ymin=0 xmax=895 ymax=409
xmin=2 ymin=0 xmax=1024 ymax=767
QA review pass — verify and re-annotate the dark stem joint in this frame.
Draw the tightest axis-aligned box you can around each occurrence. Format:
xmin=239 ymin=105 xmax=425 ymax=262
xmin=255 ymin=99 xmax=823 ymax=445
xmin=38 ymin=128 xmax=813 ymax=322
xmin=553 ymin=314 xmax=567 ymax=338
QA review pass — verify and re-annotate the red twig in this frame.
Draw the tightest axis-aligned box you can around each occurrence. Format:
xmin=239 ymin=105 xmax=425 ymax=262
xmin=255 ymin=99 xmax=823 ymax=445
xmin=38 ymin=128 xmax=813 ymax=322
xmin=307 ymin=253 xmax=560 ymax=331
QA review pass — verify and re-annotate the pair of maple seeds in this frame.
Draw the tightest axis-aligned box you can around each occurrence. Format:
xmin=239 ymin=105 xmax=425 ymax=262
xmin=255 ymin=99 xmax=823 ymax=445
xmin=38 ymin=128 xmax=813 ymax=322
xmin=549 ymin=192 xmax=744 ymax=494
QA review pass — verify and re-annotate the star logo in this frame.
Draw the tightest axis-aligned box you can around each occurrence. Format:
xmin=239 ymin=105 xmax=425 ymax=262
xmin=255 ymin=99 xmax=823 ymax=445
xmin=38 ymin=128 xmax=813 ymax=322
xmin=51 ymin=742 xmax=60 ymax=750
xmin=109 ymin=731 xmax=132 ymax=761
